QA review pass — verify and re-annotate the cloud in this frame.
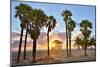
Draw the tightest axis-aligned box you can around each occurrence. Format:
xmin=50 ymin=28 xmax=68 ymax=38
xmin=11 ymin=32 xmax=20 ymax=38
xmin=11 ymin=32 xmax=32 ymax=51
xmin=12 ymin=31 xmax=82 ymax=51
xmin=72 ymin=31 xmax=84 ymax=40
xmin=57 ymin=32 xmax=66 ymax=41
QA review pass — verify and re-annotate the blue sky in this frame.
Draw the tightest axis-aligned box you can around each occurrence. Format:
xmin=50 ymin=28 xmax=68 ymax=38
xmin=11 ymin=1 xmax=96 ymax=37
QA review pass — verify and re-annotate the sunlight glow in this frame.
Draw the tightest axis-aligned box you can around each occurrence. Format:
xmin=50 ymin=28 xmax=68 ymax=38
xmin=50 ymin=43 xmax=56 ymax=49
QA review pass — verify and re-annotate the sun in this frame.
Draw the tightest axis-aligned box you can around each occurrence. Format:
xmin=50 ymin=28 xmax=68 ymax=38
xmin=50 ymin=43 xmax=55 ymax=49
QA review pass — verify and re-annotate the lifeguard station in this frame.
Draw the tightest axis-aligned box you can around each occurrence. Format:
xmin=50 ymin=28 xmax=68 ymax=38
xmin=50 ymin=40 xmax=63 ymax=57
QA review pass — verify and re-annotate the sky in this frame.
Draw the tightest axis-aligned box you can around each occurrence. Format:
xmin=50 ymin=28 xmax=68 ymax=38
xmin=11 ymin=1 xmax=96 ymax=51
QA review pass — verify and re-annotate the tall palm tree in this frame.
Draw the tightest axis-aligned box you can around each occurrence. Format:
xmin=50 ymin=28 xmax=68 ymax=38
xmin=29 ymin=24 xmax=40 ymax=62
xmin=80 ymin=20 xmax=92 ymax=56
xmin=29 ymin=9 xmax=47 ymax=62
xmin=67 ymin=19 xmax=76 ymax=55
xmin=22 ymin=4 xmax=33 ymax=60
xmin=15 ymin=3 xmax=32 ymax=61
xmin=61 ymin=10 xmax=72 ymax=57
xmin=46 ymin=16 xmax=57 ymax=57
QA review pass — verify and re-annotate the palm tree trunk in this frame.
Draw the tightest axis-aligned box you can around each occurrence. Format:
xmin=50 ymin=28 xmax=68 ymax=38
xmin=66 ymin=25 xmax=69 ymax=57
xmin=23 ymin=24 xmax=28 ymax=59
xmin=69 ymin=31 xmax=71 ymax=56
xmin=84 ymin=44 xmax=87 ymax=56
xmin=17 ymin=27 xmax=24 ymax=62
xmin=32 ymin=39 xmax=37 ymax=62
xmin=47 ymin=31 xmax=50 ymax=57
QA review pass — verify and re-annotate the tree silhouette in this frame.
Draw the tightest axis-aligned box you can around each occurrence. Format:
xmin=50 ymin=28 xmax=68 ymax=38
xmin=74 ymin=37 xmax=82 ymax=50
xmin=89 ymin=37 xmax=96 ymax=48
xmin=67 ymin=19 xmax=76 ymax=56
xmin=15 ymin=3 xmax=33 ymax=61
xmin=61 ymin=10 xmax=72 ymax=57
xmin=29 ymin=9 xmax=47 ymax=62
xmin=80 ymin=19 xmax=92 ymax=56
xmin=46 ymin=16 xmax=57 ymax=57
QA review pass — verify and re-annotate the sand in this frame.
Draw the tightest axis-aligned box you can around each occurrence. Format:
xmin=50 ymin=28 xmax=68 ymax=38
xmin=11 ymin=49 xmax=96 ymax=66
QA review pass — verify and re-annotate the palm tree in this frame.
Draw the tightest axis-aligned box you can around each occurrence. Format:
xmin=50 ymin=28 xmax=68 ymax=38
xmin=22 ymin=4 xmax=33 ymax=60
xmin=15 ymin=3 xmax=32 ymax=61
xmin=89 ymin=37 xmax=96 ymax=48
xmin=46 ymin=16 xmax=57 ymax=57
xmin=61 ymin=10 xmax=72 ymax=57
xmin=67 ymin=19 xmax=76 ymax=56
xmin=80 ymin=20 xmax=92 ymax=56
xmin=29 ymin=9 xmax=47 ymax=62
xmin=29 ymin=24 xmax=40 ymax=62
xmin=74 ymin=37 xmax=82 ymax=50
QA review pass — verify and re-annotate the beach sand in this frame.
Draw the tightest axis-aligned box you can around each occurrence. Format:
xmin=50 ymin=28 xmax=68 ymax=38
xmin=11 ymin=49 xmax=96 ymax=66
